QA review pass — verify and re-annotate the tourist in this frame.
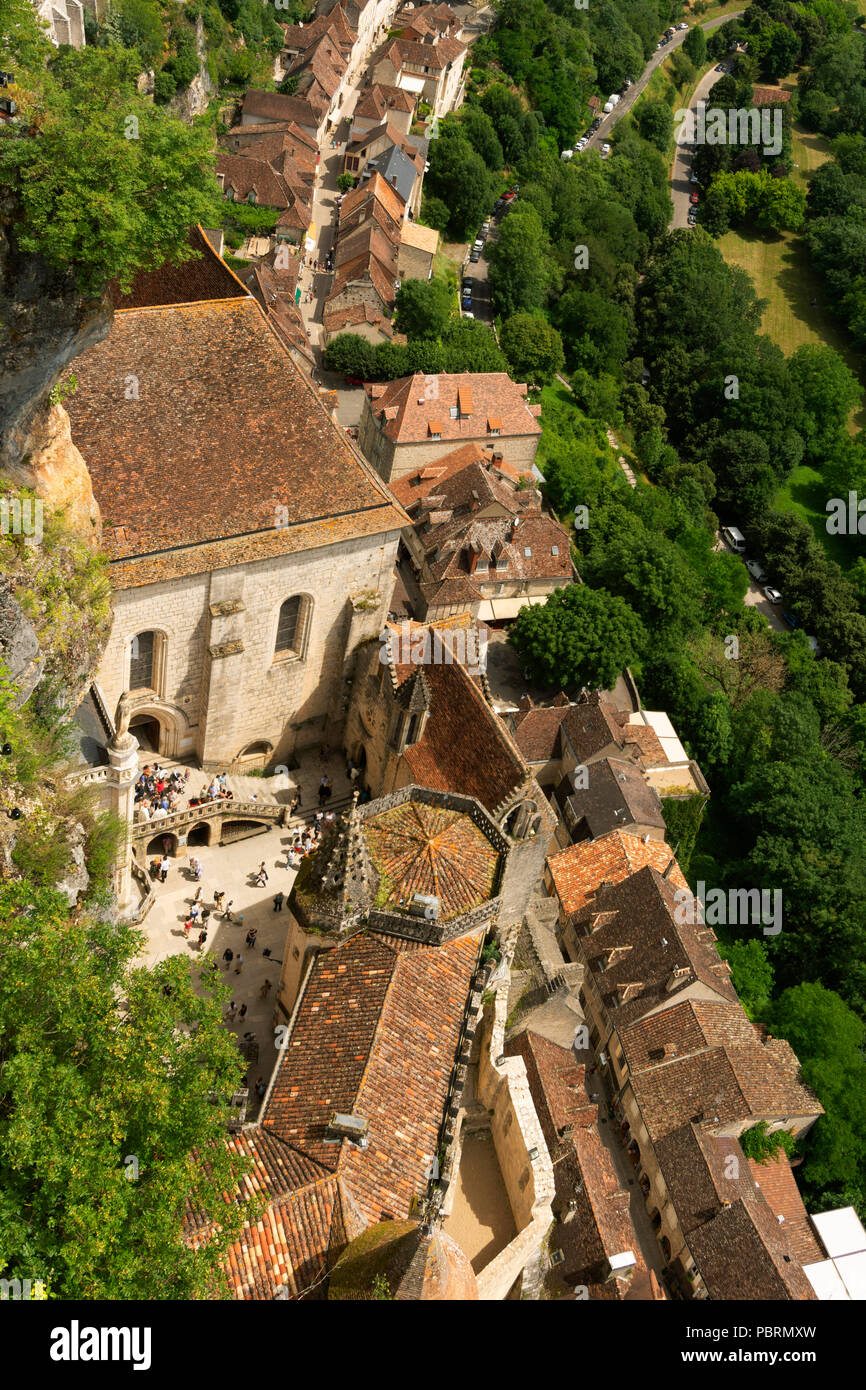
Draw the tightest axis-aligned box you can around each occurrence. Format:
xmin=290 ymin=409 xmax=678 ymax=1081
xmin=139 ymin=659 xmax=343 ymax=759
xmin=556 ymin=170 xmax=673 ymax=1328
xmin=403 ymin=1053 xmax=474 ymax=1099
xmin=245 ymin=927 xmax=258 ymax=949
xmin=255 ymin=861 xmax=268 ymax=886
xmin=289 ymin=791 xmax=301 ymax=815
xmin=238 ymin=1003 xmax=248 ymax=1023
xmin=201 ymin=908 xmax=211 ymax=927
xmin=222 ymin=948 xmax=234 ymax=970
xmin=226 ymin=1000 xmax=237 ymax=1021
xmin=214 ymin=890 xmax=225 ymax=912
xmin=260 ymin=978 xmax=272 ymax=998
xmin=159 ymin=855 xmax=170 ymax=883
xmin=254 ymin=1075 xmax=266 ymax=1102
xmin=224 ymin=899 xmax=235 ymax=921
xmin=183 ymin=918 xmax=193 ymax=938
xmin=193 ymin=884 xmax=203 ymax=903
xmin=189 ymin=901 xmax=200 ymax=923
xmin=273 ymin=891 xmax=284 ymax=913
xmin=287 ymin=847 xmax=301 ymax=869
xmin=318 ymin=775 xmax=331 ymax=807
xmin=234 ymin=953 xmax=244 ymax=975
xmin=197 ymin=928 xmax=207 ymax=950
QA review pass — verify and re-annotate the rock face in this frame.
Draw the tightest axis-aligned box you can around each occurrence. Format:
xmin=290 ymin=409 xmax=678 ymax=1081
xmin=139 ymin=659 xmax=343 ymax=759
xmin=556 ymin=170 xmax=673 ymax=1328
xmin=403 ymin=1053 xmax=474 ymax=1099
xmin=13 ymin=404 xmax=102 ymax=546
xmin=169 ymin=17 xmax=214 ymax=121
xmin=0 ymin=194 xmax=112 ymax=477
xmin=53 ymin=821 xmax=90 ymax=908
xmin=0 ymin=581 xmax=43 ymax=707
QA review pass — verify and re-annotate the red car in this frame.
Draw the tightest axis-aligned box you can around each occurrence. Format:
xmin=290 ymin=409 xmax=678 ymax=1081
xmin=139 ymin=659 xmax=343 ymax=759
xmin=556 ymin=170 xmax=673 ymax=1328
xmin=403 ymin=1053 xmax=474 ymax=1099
xmin=690 ymin=192 xmax=699 ymax=204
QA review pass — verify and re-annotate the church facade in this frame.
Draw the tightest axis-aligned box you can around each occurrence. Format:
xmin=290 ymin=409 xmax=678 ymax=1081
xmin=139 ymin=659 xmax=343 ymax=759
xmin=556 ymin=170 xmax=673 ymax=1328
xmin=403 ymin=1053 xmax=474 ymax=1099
xmin=67 ymin=229 xmax=407 ymax=771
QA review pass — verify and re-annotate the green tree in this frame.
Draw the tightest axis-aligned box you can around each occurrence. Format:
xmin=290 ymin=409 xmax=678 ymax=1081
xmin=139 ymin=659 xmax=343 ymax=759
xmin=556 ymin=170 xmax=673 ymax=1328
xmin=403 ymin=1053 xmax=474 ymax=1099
xmin=637 ymin=99 xmax=674 ymax=154
xmin=323 ymin=333 xmax=376 ymax=379
xmin=767 ymin=983 xmax=866 ymax=1194
xmin=740 ymin=1120 xmax=798 ymax=1163
xmin=0 ymin=35 xmax=218 ymax=294
xmin=683 ymin=24 xmax=707 ymax=67
xmin=509 ymin=585 xmax=645 ymax=691
xmin=488 ymin=204 xmax=558 ymax=317
xmin=394 ymin=278 xmax=453 ymax=339
xmin=788 ymin=343 xmax=861 ymax=461
xmin=499 ymin=313 xmax=564 ymax=384
xmin=0 ymin=881 xmax=252 ymax=1298
xmin=719 ymin=939 xmax=774 ymax=1017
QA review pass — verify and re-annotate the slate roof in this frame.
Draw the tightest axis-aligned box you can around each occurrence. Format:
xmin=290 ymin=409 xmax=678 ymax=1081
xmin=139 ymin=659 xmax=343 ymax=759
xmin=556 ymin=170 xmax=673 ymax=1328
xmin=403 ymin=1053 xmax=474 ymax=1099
xmin=69 ymin=232 xmax=406 ymax=569
xmin=687 ymin=1198 xmax=816 ymax=1300
xmin=554 ymin=757 xmax=666 ymax=840
xmin=364 ymin=143 xmax=421 ymax=206
xmin=548 ymin=830 xmax=688 ymax=917
xmin=573 ymin=866 xmax=740 ymax=1028
xmin=365 ymin=373 xmax=542 ymax=446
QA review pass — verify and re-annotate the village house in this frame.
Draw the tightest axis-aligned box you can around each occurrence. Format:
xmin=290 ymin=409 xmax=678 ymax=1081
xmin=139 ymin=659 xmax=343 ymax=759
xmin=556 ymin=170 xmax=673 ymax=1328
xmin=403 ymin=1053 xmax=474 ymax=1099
xmin=389 ymin=448 xmax=574 ymax=623
xmin=237 ymin=249 xmax=316 ymax=373
xmin=370 ymin=29 xmax=467 ymax=117
xmin=65 ymin=226 xmax=407 ymax=777
xmin=349 ymin=82 xmax=416 ymax=140
xmin=550 ymin=854 xmax=824 ymax=1298
xmin=239 ymin=89 xmax=325 ymax=143
xmin=323 ymin=173 xmax=407 ymax=334
xmin=397 ymin=218 xmax=438 ymax=281
xmin=508 ymin=1029 xmax=661 ymax=1300
xmin=358 ymin=372 xmax=543 ymax=483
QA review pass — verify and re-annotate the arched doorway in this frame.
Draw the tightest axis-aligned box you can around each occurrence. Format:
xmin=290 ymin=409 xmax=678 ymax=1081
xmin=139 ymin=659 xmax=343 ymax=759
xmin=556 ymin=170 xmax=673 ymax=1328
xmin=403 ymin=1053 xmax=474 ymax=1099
xmin=130 ymin=715 xmax=162 ymax=754
xmin=235 ymin=740 xmax=273 ymax=772
xmin=187 ymin=822 xmax=212 ymax=847
xmin=146 ymin=832 xmax=177 ymax=856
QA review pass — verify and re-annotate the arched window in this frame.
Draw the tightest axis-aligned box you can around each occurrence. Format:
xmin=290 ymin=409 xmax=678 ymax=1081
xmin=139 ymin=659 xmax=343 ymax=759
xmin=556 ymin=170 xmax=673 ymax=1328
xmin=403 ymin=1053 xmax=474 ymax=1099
xmin=273 ymin=595 xmax=310 ymax=662
xmin=130 ymin=632 xmax=155 ymax=689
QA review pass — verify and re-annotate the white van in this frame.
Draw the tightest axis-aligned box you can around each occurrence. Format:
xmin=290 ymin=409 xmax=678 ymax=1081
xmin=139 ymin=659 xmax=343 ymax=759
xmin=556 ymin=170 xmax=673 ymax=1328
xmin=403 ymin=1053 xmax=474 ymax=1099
xmin=609 ymin=93 xmax=621 ymax=106
xmin=603 ymin=100 xmax=614 ymax=114
xmin=561 ymin=148 xmax=574 ymax=159
xmin=722 ymin=525 xmax=746 ymax=553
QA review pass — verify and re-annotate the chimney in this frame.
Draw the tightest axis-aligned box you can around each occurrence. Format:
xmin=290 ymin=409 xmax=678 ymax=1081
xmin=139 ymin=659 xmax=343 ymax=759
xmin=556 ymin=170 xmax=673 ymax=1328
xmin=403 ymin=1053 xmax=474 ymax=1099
xmin=663 ymin=858 xmax=676 ymax=880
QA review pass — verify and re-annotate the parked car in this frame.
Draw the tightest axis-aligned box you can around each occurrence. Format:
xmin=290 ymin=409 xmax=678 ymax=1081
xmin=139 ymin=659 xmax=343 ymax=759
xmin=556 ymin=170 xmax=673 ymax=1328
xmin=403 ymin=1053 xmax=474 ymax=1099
xmin=722 ymin=525 xmax=747 ymax=554
xmin=690 ymin=172 xmax=699 ymax=184
xmin=469 ymin=249 xmax=481 ymax=262
xmin=679 ymin=21 xmax=688 ymax=29
xmin=463 ymin=311 xmax=474 ymax=319
xmin=763 ymin=585 xmax=783 ymax=605
xmin=782 ymin=611 xmax=799 ymax=629
xmin=716 ymin=63 xmax=726 ymax=71
xmin=690 ymin=192 xmax=699 ymax=204
xmin=746 ymin=559 xmax=768 ymax=583
xmin=602 ymin=143 xmax=611 ymax=157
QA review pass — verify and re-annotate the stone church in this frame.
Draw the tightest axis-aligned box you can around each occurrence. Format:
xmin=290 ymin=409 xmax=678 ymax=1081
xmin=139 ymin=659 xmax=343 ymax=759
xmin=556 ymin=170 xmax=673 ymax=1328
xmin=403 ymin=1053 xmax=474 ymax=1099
xmin=67 ymin=228 xmax=407 ymax=771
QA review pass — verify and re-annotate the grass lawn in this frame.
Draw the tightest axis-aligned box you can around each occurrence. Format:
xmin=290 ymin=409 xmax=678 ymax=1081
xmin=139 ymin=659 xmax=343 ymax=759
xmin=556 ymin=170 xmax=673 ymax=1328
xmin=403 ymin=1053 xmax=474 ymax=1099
xmin=775 ymin=462 xmax=854 ymax=569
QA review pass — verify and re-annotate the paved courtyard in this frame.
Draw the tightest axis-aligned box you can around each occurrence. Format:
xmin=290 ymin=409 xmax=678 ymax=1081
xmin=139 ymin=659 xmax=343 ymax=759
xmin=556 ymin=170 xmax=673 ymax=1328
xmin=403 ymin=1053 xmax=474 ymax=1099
xmin=135 ymin=748 xmax=354 ymax=1113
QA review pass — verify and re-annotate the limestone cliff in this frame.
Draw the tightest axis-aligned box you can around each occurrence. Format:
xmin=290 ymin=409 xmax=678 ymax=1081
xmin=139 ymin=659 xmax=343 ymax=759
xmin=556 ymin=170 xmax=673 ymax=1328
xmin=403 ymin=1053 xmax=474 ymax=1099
xmin=0 ymin=192 xmax=112 ymax=480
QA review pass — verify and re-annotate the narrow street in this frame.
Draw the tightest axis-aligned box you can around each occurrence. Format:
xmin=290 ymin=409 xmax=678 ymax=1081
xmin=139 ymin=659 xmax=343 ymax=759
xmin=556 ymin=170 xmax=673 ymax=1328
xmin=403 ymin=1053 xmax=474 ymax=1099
xmin=670 ymin=60 xmax=724 ymax=228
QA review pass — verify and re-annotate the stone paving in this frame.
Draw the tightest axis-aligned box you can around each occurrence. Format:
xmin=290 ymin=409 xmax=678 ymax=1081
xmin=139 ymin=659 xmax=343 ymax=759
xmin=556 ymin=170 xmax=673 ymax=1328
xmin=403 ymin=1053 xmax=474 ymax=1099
xmin=135 ymin=748 xmax=354 ymax=1113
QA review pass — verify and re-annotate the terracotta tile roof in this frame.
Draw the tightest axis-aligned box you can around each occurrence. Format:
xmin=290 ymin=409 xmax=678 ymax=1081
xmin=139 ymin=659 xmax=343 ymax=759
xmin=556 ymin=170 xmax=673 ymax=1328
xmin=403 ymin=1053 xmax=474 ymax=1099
xmin=388 ymin=443 xmax=494 ymax=507
xmin=746 ymin=1154 xmax=824 ymax=1266
xmin=630 ymin=1046 xmax=755 ymax=1140
xmin=109 ymin=225 xmax=247 ymax=310
xmin=347 ymin=119 xmax=416 ymax=158
xmin=363 ymin=798 xmax=501 ymax=919
xmin=573 ymin=866 xmax=740 ymax=1027
xmin=687 ymin=1197 xmax=816 ymax=1300
xmin=337 ymin=220 xmax=399 ymax=269
xmin=216 ymin=152 xmax=292 ymax=209
xmin=390 ymin=626 xmax=527 ymax=812
xmin=329 ymin=248 xmax=396 ymax=311
xmin=554 ymin=757 xmax=666 ymax=840
xmin=341 ymin=169 xmax=407 ymax=228
xmin=241 ymin=89 xmax=321 ymax=129
xmin=353 ymin=82 xmax=416 ymax=120
xmin=283 ymin=7 xmax=356 ymax=54
xmin=262 ymin=928 xmax=481 ymax=1227
xmin=620 ymin=998 xmax=757 ymax=1074
xmin=548 ymin=830 xmax=687 ymax=916
xmin=753 ymin=86 xmax=791 ymax=103
xmin=400 ymin=220 xmax=439 ymax=255
xmin=365 ymin=373 xmax=542 ymax=446
xmin=511 ymin=705 xmax=570 ymax=763
xmin=323 ymin=301 xmax=395 ymax=337
xmin=69 ymin=236 xmax=406 ymax=564
xmin=389 ymin=35 xmax=465 ymax=72
xmin=654 ymin=1123 xmax=757 ymax=1234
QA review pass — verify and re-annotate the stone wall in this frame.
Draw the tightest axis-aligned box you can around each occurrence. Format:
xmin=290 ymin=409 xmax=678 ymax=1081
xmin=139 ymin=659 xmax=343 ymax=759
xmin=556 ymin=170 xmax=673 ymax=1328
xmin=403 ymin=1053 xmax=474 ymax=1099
xmin=96 ymin=529 xmax=401 ymax=767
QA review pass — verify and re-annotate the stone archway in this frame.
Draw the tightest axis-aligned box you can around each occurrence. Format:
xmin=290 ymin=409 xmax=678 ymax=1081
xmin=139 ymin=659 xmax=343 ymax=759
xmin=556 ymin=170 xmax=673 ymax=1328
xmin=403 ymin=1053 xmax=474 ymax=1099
xmin=127 ymin=697 xmax=186 ymax=759
xmin=187 ymin=822 xmax=212 ymax=847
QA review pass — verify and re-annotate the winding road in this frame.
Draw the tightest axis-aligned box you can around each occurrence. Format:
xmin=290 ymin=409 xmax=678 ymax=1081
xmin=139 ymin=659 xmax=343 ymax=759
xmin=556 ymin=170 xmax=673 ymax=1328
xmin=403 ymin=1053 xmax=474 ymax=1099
xmin=581 ymin=11 xmax=744 ymax=156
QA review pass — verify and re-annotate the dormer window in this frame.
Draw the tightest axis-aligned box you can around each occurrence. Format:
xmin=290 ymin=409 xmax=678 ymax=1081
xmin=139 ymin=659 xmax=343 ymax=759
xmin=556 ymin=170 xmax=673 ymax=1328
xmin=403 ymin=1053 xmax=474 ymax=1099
xmin=551 ymin=545 xmax=559 ymax=556
xmin=524 ymin=547 xmax=532 ymax=558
